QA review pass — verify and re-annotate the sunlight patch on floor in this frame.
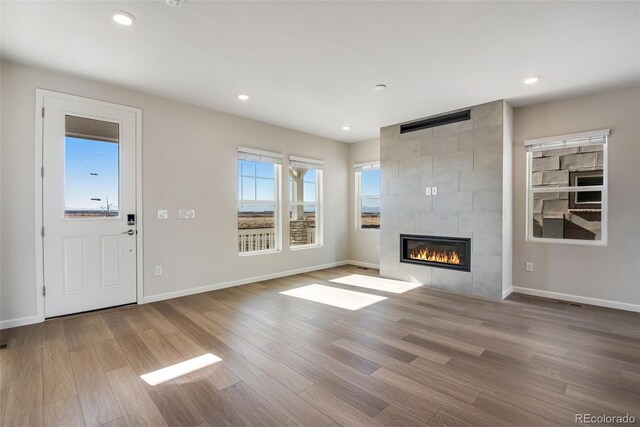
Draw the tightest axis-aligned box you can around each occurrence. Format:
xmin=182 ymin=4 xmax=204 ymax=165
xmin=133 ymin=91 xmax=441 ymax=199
xmin=280 ymin=284 xmax=387 ymax=310
xmin=140 ymin=353 xmax=222 ymax=386
xmin=330 ymin=274 xmax=422 ymax=294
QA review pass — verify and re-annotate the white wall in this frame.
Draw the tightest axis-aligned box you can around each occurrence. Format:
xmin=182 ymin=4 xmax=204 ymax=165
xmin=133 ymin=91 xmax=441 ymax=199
xmin=348 ymin=138 xmax=380 ymax=267
xmin=512 ymin=86 xmax=640 ymax=309
xmin=0 ymin=61 xmax=350 ymax=324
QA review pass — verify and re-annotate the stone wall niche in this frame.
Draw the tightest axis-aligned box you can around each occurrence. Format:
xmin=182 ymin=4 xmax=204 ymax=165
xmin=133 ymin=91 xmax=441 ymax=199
xmin=380 ymin=100 xmax=512 ymax=299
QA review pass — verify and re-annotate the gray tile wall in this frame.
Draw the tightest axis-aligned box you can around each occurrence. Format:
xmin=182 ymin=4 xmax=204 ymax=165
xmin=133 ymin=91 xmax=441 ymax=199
xmin=380 ymin=100 xmax=505 ymax=298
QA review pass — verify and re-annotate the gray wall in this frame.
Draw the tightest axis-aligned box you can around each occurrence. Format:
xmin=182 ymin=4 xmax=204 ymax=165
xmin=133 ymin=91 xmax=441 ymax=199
xmin=512 ymin=86 xmax=640 ymax=307
xmin=379 ymin=100 xmax=508 ymax=299
xmin=349 ymin=138 xmax=380 ymax=267
xmin=0 ymin=61 xmax=350 ymax=324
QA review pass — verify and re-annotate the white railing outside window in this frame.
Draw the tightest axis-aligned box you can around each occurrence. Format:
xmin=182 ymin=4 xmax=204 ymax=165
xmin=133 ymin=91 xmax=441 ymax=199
xmin=238 ymin=228 xmax=276 ymax=253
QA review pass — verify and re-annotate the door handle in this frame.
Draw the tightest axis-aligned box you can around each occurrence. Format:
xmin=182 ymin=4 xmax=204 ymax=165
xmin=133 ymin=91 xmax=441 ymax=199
xmin=122 ymin=229 xmax=135 ymax=235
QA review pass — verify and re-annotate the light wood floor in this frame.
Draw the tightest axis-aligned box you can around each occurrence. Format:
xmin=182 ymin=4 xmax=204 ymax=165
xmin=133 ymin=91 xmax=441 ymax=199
xmin=1 ymin=265 xmax=639 ymax=427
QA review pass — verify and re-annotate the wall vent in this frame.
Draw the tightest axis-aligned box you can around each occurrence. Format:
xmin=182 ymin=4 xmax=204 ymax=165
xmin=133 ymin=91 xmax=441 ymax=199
xmin=400 ymin=109 xmax=471 ymax=134
xmin=554 ymin=300 xmax=583 ymax=307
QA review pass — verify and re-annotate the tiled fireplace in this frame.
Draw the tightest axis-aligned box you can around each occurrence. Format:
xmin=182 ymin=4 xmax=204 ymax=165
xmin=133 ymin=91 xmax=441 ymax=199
xmin=379 ymin=100 xmax=513 ymax=299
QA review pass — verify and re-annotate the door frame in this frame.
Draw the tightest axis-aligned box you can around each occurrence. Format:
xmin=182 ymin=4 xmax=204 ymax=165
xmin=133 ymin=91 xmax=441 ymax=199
xmin=34 ymin=89 xmax=144 ymax=321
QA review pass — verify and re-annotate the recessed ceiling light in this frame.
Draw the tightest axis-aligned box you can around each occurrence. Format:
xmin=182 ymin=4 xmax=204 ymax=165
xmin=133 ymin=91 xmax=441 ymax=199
xmin=112 ymin=10 xmax=135 ymax=26
xmin=523 ymin=76 xmax=540 ymax=85
xmin=342 ymin=126 xmax=351 ymax=131
xmin=373 ymin=84 xmax=387 ymax=91
xmin=238 ymin=94 xmax=249 ymax=101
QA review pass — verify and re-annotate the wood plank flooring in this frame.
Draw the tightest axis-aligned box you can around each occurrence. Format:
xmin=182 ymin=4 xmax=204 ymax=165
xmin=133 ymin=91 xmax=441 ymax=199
xmin=1 ymin=265 xmax=639 ymax=426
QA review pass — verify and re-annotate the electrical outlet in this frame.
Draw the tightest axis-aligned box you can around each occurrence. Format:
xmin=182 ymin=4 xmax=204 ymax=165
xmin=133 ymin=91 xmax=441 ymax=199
xmin=425 ymin=187 xmax=432 ymax=196
xmin=432 ymin=186 xmax=438 ymax=195
xmin=377 ymin=246 xmax=380 ymax=253
xmin=155 ymin=265 xmax=163 ymax=276
xmin=157 ymin=209 xmax=168 ymax=219
xmin=525 ymin=262 xmax=534 ymax=272
xmin=178 ymin=209 xmax=195 ymax=219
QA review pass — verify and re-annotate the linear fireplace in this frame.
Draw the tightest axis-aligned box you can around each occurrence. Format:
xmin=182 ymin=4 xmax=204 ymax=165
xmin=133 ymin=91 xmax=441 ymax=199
xmin=400 ymin=234 xmax=471 ymax=272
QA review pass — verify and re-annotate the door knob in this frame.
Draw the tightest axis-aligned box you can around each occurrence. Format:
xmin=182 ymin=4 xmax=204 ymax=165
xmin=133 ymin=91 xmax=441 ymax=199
xmin=123 ymin=229 xmax=135 ymax=235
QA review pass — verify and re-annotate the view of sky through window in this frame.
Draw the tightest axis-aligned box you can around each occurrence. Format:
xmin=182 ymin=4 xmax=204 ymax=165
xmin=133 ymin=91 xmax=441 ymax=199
xmin=237 ymin=160 xmax=275 ymax=212
xmin=65 ymin=137 xmax=119 ymax=215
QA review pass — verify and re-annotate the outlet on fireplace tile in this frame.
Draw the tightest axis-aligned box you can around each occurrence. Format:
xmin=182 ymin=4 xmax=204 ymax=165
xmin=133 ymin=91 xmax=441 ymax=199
xmin=525 ymin=262 xmax=534 ymax=272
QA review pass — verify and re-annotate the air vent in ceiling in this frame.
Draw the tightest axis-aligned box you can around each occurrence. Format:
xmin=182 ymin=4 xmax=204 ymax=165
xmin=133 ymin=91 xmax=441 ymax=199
xmin=400 ymin=109 xmax=471 ymax=134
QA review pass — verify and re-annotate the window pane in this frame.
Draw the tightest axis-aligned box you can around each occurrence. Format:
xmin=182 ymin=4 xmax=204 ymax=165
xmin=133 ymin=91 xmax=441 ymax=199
xmin=532 ymin=191 xmax=602 ymax=241
xmin=256 ymin=178 xmax=274 ymax=201
xmin=304 ymin=168 xmax=316 ymax=183
xmin=237 ymin=155 xmax=279 ymax=254
xmin=361 ymin=169 xmax=380 ymax=197
xmin=303 ymin=182 xmax=316 ymax=202
xmin=64 ymin=116 xmax=120 ymax=218
xmin=238 ymin=203 xmax=276 ymax=253
xmin=240 ymin=160 xmax=255 ymax=177
xmin=290 ymin=204 xmax=316 ymax=246
xmin=242 ymin=177 xmax=256 ymax=200
xmin=255 ymin=162 xmax=274 ymax=179
xmin=531 ymin=145 xmax=604 ymax=189
xmin=290 ymin=166 xmax=314 ymax=203
xmin=360 ymin=197 xmax=380 ymax=229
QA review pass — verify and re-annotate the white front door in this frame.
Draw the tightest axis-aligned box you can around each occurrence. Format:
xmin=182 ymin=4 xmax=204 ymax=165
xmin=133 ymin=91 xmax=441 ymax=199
xmin=42 ymin=94 xmax=138 ymax=318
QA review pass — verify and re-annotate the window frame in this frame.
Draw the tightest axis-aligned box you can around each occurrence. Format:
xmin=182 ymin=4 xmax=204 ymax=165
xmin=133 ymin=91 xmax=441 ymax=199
xmin=354 ymin=161 xmax=380 ymax=231
xmin=289 ymin=156 xmax=323 ymax=250
xmin=237 ymin=147 xmax=283 ymax=256
xmin=525 ymin=129 xmax=609 ymax=247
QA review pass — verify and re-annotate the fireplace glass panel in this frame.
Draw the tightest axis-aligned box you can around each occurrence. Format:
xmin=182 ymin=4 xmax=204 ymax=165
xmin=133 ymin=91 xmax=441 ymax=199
xmin=400 ymin=235 xmax=470 ymax=272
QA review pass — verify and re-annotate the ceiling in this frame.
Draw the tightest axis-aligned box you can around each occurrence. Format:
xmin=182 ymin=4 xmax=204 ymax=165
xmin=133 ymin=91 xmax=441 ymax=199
xmin=2 ymin=1 xmax=639 ymax=143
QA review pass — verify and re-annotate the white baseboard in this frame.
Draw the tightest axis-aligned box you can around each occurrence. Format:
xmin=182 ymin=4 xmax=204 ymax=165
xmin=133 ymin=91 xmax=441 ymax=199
xmin=512 ymin=287 xmax=640 ymax=313
xmin=345 ymin=260 xmax=380 ymax=270
xmin=0 ymin=315 xmax=42 ymax=330
xmin=502 ymin=287 xmax=513 ymax=299
xmin=141 ymin=260 xmax=351 ymax=304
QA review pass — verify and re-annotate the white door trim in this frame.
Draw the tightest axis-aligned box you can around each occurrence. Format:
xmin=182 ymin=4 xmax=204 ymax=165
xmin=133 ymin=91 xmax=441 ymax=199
xmin=34 ymin=88 xmax=144 ymax=322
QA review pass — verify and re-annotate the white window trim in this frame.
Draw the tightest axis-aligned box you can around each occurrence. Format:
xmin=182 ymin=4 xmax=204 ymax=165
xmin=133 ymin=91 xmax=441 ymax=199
xmin=237 ymin=148 xmax=282 ymax=255
xmin=525 ymin=130 xmax=609 ymax=247
xmin=354 ymin=161 xmax=380 ymax=231
xmin=289 ymin=166 xmax=323 ymax=250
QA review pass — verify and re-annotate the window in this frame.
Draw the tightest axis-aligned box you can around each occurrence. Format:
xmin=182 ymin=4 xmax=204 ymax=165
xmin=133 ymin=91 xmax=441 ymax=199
xmin=355 ymin=161 xmax=380 ymax=229
xmin=64 ymin=115 xmax=120 ymax=218
xmin=237 ymin=147 xmax=282 ymax=254
xmin=525 ymin=129 xmax=608 ymax=245
xmin=289 ymin=156 xmax=323 ymax=248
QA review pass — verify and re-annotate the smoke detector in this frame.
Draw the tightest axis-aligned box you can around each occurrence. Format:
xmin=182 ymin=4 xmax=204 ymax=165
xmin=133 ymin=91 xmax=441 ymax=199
xmin=166 ymin=0 xmax=184 ymax=6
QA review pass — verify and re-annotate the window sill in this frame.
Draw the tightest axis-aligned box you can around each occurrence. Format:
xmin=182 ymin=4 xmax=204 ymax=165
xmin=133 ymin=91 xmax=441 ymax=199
xmin=357 ymin=227 xmax=380 ymax=232
xmin=290 ymin=244 xmax=323 ymax=251
xmin=238 ymin=249 xmax=281 ymax=257
xmin=526 ymin=237 xmax=607 ymax=247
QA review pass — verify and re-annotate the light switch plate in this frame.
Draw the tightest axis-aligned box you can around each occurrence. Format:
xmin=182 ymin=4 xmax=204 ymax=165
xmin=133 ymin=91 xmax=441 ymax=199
xmin=178 ymin=209 xmax=195 ymax=219
xmin=425 ymin=187 xmax=432 ymax=196
xmin=157 ymin=209 xmax=168 ymax=219
xmin=432 ymin=186 xmax=438 ymax=195
xmin=525 ymin=262 xmax=534 ymax=272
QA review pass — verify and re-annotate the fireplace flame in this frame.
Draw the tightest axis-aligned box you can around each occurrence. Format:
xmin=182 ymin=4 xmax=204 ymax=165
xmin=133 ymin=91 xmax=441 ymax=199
xmin=409 ymin=248 xmax=461 ymax=265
